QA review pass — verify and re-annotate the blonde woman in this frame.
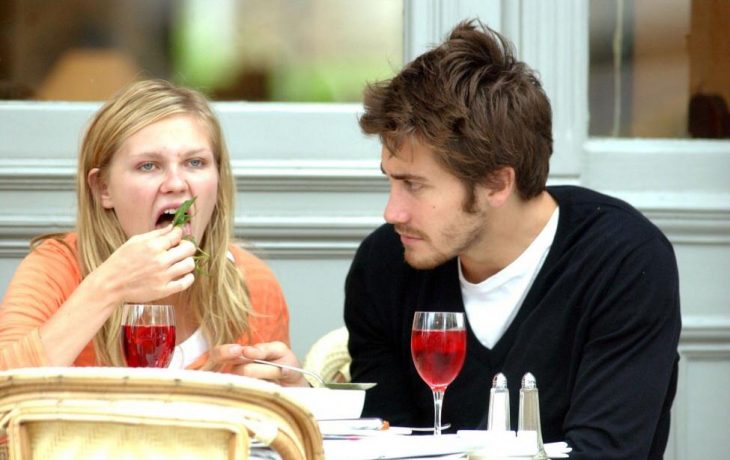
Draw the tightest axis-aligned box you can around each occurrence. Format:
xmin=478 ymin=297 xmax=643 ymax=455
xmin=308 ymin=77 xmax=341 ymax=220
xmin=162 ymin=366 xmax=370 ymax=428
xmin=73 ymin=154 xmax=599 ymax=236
xmin=0 ymin=79 xmax=306 ymax=385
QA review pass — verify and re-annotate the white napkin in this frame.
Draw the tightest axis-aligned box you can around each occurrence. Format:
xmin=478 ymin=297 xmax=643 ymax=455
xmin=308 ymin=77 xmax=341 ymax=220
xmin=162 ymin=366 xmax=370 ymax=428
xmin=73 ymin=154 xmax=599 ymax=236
xmin=457 ymin=430 xmax=571 ymax=458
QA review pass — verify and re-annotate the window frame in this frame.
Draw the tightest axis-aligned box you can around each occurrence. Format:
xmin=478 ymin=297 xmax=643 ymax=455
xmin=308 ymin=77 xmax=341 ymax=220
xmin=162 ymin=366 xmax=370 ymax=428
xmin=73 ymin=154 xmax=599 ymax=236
xmin=0 ymin=0 xmax=728 ymax=248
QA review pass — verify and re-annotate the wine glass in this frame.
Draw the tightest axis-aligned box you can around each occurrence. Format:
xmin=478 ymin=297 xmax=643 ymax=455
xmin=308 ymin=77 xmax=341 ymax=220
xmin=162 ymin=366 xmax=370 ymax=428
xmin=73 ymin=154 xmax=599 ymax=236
xmin=411 ymin=311 xmax=466 ymax=435
xmin=121 ymin=303 xmax=176 ymax=368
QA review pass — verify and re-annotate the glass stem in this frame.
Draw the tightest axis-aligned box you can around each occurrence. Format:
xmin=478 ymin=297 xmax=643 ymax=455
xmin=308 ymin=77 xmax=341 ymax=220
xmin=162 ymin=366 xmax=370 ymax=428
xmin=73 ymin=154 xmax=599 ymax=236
xmin=432 ymin=388 xmax=445 ymax=435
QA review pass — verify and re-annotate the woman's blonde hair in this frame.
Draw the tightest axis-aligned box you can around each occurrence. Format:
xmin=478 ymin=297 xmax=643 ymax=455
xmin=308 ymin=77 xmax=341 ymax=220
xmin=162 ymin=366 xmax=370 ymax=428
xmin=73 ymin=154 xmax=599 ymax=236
xmin=76 ymin=79 xmax=251 ymax=367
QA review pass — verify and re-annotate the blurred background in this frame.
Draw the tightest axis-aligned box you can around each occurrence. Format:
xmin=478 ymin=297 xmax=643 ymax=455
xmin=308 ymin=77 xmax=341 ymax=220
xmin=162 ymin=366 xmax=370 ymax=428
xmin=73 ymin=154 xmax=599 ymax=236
xmin=0 ymin=0 xmax=403 ymax=102
xmin=1 ymin=0 xmax=727 ymax=138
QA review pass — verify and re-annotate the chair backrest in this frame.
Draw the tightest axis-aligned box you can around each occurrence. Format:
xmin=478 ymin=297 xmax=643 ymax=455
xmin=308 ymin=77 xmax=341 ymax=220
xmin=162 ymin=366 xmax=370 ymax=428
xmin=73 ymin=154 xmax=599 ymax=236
xmin=0 ymin=367 xmax=324 ymax=460
xmin=303 ymin=326 xmax=351 ymax=384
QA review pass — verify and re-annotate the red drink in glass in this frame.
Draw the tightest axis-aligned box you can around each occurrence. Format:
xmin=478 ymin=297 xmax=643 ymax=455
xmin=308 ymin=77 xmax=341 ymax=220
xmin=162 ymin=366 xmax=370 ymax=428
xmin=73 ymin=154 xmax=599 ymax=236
xmin=411 ymin=329 xmax=466 ymax=391
xmin=122 ymin=324 xmax=176 ymax=368
xmin=411 ymin=311 xmax=467 ymax=435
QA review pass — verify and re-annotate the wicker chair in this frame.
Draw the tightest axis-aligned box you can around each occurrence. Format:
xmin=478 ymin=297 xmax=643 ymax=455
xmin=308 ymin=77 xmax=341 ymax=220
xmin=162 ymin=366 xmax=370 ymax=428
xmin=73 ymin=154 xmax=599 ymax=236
xmin=303 ymin=327 xmax=351 ymax=385
xmin=0 ymin=367 xmax=324 ymax=460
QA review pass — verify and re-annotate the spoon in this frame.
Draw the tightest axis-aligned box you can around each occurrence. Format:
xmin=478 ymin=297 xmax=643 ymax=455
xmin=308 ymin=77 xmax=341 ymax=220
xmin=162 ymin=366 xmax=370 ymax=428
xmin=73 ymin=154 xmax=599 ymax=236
xmin=252 ymin=359 xmax=377 ymax=390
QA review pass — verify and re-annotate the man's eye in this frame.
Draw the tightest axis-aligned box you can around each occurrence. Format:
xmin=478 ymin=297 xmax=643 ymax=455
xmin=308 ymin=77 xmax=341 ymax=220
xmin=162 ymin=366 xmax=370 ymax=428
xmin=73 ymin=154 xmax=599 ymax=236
xmin=404 ymin=180 xmax=422 ymax=192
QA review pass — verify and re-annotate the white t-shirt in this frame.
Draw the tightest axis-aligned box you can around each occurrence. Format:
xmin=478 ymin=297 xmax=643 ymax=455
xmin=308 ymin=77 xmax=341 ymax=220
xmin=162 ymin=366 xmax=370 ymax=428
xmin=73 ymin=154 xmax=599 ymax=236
xmin=459 ymin=207 xmax=559 ymax=349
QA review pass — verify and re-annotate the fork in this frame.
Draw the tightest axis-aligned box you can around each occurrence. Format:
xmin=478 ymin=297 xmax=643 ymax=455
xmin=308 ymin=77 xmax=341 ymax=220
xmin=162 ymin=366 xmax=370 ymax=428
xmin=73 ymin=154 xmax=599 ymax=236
xmin=251 ymin=359 xmax=376 ymax=390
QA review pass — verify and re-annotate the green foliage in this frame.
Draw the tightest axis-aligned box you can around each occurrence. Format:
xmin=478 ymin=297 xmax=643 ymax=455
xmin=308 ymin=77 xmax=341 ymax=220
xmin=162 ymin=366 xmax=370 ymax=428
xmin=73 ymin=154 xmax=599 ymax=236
xmin=172 ymin=196 xmax=196 ymax=227
xmin=173 ymin=197 xmax=209 ymax=275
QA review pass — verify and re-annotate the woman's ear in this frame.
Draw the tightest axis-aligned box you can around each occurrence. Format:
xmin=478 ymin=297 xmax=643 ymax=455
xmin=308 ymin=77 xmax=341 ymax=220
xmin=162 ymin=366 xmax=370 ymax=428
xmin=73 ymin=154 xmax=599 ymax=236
xmin=87 ymin=168 xmax=114 ymax=209
xmin=484 ymin=167 xmax=516 ymax=208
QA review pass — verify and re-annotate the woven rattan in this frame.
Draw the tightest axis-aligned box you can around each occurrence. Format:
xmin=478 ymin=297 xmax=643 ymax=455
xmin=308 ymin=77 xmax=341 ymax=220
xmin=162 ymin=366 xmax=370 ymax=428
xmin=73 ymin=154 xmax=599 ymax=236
xmin=303 ymin=327 xmax=351 ymax=385
xmin=0 ymin=367 xmax=324 ymax=460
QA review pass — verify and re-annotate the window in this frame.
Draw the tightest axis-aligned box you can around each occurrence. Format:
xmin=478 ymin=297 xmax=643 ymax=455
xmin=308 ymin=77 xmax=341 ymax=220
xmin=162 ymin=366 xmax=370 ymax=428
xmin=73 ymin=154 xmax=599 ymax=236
xmin=0 ymin=0 xmax=403 ymax=102
xmin=589 ymin=0 xmax=730 ymax=138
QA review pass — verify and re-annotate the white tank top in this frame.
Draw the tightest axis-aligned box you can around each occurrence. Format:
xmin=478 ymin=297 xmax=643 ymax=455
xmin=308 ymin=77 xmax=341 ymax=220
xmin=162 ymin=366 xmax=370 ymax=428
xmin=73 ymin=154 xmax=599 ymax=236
xmin=167 ymin=250 xmax=236 ymax=368
xmin=168 ymin=326 xmax=209 ymax=369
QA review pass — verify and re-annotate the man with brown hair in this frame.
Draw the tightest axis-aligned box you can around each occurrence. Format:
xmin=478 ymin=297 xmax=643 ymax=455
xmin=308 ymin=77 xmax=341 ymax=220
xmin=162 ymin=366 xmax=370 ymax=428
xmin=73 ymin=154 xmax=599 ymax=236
xmin=344 ymin=20 xmax=680 ymax=459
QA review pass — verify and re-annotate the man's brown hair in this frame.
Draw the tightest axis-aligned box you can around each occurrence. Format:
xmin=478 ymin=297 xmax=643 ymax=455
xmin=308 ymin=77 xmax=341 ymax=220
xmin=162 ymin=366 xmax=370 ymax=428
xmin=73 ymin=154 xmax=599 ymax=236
xmin=359 ymin=19 xmax=552 ymax=208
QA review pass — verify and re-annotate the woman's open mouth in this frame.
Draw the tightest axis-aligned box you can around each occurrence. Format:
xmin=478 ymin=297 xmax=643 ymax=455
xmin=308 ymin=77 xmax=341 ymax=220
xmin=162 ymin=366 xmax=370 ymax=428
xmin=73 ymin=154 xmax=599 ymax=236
xmin=154 ymin=207 xmax=192 ymax=236
xmin=155 ymin=208 xmax=177 ymax=228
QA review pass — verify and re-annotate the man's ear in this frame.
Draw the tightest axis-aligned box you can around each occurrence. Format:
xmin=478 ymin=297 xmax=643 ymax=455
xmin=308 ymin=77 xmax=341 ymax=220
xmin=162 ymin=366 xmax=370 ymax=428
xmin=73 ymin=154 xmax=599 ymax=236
xmin=87 ymin=168 xmax=114 ymax=209
xmin=485 ymin=167 xmax=516 ymax=208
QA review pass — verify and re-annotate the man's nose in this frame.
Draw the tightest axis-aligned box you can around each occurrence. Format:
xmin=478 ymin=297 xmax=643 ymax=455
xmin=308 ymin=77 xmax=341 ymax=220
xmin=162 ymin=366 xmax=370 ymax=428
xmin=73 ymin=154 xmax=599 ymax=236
xmin=383 ymin=191 xmax=409 ymax=224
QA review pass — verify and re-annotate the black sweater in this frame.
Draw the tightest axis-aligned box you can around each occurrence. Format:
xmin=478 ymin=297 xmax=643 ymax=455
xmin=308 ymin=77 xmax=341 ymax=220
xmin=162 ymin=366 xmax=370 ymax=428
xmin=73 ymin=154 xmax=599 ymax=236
xmin=344 ymin=185 xmax=681 ymax=460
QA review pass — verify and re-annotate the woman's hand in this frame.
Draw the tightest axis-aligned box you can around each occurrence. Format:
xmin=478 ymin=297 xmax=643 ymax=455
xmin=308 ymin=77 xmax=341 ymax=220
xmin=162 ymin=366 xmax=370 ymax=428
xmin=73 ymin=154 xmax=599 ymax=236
xmin=38 ymin=225 xmax=196 ymax=366
xmin=90 ymin=225 xmax=197 ymax=306
xmin=208 ymin=341 xmax=309 ymax=387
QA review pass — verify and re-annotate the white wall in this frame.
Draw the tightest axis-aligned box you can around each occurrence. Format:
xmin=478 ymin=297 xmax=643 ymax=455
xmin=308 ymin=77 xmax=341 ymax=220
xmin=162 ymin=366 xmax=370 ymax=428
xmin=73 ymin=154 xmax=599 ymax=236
xmin=1 ymin=1 xmax=728 ymax=458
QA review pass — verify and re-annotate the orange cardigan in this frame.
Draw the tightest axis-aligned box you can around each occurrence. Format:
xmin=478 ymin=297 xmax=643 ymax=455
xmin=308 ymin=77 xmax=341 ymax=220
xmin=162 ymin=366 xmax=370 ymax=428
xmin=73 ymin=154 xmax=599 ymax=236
xmin=0 ymin=233 xmax=290 ymax=370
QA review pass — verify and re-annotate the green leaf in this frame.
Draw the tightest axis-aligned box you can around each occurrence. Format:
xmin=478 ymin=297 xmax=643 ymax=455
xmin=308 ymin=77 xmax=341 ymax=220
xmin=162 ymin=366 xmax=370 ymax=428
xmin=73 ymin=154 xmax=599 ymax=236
xmin=172 ymin=197 xmax=197 ymax=227
xmin=172 ymin=196 xmax=209 ymax=276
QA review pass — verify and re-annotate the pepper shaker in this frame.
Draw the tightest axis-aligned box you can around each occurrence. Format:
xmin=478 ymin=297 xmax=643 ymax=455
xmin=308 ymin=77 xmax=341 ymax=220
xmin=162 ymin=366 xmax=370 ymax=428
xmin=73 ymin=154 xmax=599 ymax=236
xmin=518 ymin=372 xmax=549 ymax=460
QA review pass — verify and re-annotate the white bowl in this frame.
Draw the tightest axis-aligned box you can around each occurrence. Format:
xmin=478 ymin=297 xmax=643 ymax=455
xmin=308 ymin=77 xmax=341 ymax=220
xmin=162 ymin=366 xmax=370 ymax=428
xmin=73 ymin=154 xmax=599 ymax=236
xmin=281 ymin=387 xmax=365 ymax=420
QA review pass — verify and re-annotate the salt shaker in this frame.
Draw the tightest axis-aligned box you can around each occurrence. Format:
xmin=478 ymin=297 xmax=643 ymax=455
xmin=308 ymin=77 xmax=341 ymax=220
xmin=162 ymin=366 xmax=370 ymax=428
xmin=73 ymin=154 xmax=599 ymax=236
xmin=518 ymin=372 xmax=549 ymax=460
xmin=487 ymin=372 xmax=510 ymax=431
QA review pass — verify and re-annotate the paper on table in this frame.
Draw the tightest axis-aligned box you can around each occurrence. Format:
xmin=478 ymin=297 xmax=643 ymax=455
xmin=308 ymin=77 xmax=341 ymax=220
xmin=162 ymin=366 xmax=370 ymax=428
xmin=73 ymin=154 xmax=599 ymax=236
xmin=466 ymin=443 xmax=570 ymax=459
xmin=324 ymin=434 xmax=480 ymax=460
xmin=319 ymin=418 xmax=388 ymax=436
xmin=319 ymin=418 xmax=417 ymax=438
